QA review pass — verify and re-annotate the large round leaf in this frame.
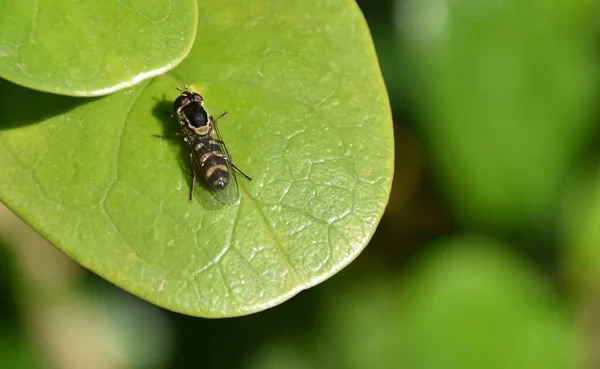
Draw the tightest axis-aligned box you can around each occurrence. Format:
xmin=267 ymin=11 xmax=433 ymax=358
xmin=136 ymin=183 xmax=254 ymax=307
xmin=0 ymin=0 xmax=197 ymax=96
xmin=0 ymin=0 xmax=393 ymax=317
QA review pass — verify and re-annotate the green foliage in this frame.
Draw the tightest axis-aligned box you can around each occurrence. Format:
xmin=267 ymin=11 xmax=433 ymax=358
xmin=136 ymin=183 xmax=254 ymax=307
xmin=0 ymin=0 xmax=393 ymax=317
xmin=0 ymin=332 xmax=42 ymax=369
xmin=399 ymin=0 xmax=599 ymax=231
xmin=561 ymin=163 xmax=600 ymax=290
xmin=249 ymin=237 xmax=580 ymax=369
xmin=0 ymin=0 xmax=197 ymax=96
xmin=396 ymin=239 xmax=578 ymax=369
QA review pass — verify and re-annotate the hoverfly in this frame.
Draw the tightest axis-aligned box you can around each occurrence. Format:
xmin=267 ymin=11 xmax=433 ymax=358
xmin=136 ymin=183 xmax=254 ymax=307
xmin=157 ymin=85 xmax=251 ymax=204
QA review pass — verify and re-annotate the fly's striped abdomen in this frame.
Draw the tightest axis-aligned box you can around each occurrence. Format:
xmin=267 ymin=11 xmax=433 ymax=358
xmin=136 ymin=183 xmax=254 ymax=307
xmin=203 ymin=154 xmax=229 ymax=190
xmin=194 ymin=138 xmax=230 ymax=190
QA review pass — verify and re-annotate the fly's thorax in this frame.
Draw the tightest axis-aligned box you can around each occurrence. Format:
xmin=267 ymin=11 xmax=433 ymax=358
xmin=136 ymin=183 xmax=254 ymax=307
xmin=197 ymin=123 xmax=212 ymax=135
xmin=176 ymin=102 xmax=212 ymax=136
xmin=182 ymin=123 xmax=210 ymax=136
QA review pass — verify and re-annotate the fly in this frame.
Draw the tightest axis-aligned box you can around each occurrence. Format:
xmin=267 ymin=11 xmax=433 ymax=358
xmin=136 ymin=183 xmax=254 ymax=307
xmin=156 ymin=85 xmax=251 ymax=204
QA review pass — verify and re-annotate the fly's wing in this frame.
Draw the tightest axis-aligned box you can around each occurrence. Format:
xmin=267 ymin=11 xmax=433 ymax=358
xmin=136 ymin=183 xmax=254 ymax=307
xmin=211 ymin=115 xmax=235 ymax=164
xmin=207 ymin=120 xmax=240 ymax=204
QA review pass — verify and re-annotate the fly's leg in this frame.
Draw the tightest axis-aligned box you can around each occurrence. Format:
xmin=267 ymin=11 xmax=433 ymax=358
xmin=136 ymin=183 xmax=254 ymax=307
xmin=209 ymin=138 xmax=252 ymax=180
xmin=188 ymin=151 xmax=196 ymax=201
xmin=213 ymin=111 xmax=228 ymax=125
xmin=210 ymin=115 xmax=252 ymax=180
xmin=153 ymin=110 xmax=179 ymax=138
xmin=153 ymin=132 xmax=181 ymax=139
xmin=231 ymin=163 xmax=252 ymax=181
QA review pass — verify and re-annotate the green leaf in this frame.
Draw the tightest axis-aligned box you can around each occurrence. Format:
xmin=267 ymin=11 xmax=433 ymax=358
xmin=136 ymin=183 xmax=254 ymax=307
xmin=248 ymin=237 xmax=580 ymax=369
xmin=396 ymin=238 xmax=580 ymax=369
xmin=0 ymin=331 xmax=43 ymax=369
xmin=0 ymin=0 xmax=197 ymax=96
xmin=0 ymin=0 xmax=393 ymax=317
xmin=397 ymin=0 xmax=599 ymax=230
xmin=560 ymin=163 xmax=600 ymax=290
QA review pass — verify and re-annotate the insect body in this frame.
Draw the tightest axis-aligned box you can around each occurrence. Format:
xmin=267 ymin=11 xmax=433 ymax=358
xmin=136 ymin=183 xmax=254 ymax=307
xmin=169 ymin=86 xmax=251 ymax=204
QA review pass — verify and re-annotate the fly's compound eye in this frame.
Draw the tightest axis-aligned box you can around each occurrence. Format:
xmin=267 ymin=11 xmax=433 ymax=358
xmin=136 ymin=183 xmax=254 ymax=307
xmin=173 ymin=92 xmax=204 ymax=112
xmin=173 ymin=94 xmax=191 ymax=112
xmin=191 ymin=92 xmax=203 ymax=102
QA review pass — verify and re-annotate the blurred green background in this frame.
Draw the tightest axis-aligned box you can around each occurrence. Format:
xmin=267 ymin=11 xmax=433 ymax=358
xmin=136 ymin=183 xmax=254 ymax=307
xmin=2 ymin=0 xmax=600 ymax=367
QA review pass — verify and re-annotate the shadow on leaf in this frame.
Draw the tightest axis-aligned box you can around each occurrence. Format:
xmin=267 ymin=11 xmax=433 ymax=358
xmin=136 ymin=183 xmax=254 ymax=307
xmin=0 ymin=79 xmax=98 ymax=130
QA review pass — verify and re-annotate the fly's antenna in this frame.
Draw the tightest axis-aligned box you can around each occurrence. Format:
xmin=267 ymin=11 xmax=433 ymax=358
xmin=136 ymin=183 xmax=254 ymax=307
xmin=176 ymin=84 xmax=190 ymax=93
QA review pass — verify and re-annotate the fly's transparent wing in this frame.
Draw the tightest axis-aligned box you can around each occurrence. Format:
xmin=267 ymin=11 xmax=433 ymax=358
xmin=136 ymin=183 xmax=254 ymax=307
xmin=207 ymin=122 xmax=240 ymax=204
xmin=211 ymin=116 xmax=235 ymax=163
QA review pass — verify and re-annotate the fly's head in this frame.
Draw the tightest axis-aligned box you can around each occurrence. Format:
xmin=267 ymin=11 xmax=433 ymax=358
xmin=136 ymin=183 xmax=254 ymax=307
xmin=174 ymin=91 xmax=211 ymax=136
xmin=174 ymin=91 xmax=203 ymax=113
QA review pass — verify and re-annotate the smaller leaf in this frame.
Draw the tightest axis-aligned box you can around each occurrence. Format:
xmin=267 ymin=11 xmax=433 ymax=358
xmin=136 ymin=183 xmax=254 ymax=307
xmin=0 ymin=0 xmax=197 ymax=96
